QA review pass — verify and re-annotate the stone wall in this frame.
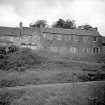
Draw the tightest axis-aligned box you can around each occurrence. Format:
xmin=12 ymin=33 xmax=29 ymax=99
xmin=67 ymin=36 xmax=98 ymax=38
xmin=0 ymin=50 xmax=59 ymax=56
xmin=40 ymin=32 xmax=103 ymax=62
xmin=0 ymin=26 xmax=103 ymax=62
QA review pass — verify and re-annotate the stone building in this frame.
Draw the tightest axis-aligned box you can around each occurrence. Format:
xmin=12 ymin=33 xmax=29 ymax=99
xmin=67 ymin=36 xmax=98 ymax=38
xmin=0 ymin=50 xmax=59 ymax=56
xmin=0 ymin=23 xmax=104 ymax=62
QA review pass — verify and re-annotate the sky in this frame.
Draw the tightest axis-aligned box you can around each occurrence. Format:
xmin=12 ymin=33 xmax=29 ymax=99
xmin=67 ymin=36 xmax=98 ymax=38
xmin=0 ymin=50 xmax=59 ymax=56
xmin=0 ymin=0 xmax=105 ymax=36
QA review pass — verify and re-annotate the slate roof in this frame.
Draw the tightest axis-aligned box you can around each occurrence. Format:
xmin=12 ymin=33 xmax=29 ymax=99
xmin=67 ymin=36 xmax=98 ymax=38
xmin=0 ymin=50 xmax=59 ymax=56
xmin=0 ymin=27 xmax=20 ymax=36
xmin=0 ymin=26 xmax=101 ymax=36
xmin=0 ymin=27 xmax=38 ymax=36
xmin=42 ymin=27 xmax=101 ymax=36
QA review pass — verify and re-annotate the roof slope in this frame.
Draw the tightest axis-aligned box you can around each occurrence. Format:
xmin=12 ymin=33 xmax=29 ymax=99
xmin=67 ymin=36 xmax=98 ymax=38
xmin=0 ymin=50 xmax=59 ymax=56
xmin=0 ymin=27 xmax=20 ymax=36
xmin=42 ymin=27 xmax=101 ymax=36
xmin=0 ymin=27 xmax=39 ymax=36
xmin=0 ymin=26 xmax=101 ymax=36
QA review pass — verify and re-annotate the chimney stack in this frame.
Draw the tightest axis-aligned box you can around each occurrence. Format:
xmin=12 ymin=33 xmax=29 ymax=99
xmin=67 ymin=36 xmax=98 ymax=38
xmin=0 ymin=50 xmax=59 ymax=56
xmin=19 ymin=21 xmax=23 ymax=29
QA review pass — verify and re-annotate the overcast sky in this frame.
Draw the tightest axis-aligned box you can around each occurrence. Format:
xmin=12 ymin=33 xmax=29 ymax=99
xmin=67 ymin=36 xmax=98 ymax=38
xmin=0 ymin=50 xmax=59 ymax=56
xmin=0 ymin=0 xmax=105 ymax=35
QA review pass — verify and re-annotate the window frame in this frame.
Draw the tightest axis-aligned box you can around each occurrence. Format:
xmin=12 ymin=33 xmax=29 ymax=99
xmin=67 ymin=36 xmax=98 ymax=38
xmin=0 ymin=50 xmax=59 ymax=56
xmin=93 ymin=36 xmax=98 ymax=42
xmin=68 ymin=35 xmax=72 ymax=40
xmin=64 ymin=35 xmax=69 ymax=41
xmin=43 ymin=33 xmax=53 ymax=40
xmin=43 ymin=33 xmax=47 ymax=38
xmin=69 ymin=46 xmax=77 ymax=54
xmin=50 ymin=46 xmax=58 ymax=52
xmin=56 ymin=34 xmax=62 ymax=40
xmin=73 ymin=35 xmax=79 ymax=42
xmin=92 ymin=47 xmax=100 ymax=54
xmin=83 ymin=36 xmax=88 ymax=42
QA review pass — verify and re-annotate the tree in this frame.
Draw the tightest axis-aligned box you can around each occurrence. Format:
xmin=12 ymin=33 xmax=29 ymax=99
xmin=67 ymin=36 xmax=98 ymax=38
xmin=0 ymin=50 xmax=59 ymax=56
xmin=30 ymin=20 xmax=47 ymax=27
xmin=52 ymin=18 xmax=76 ymax=29
xmin=78 ymin=24 xmax=93 ymax=30
xmin=64 ymin=19 xmax=76 ymax=29
xmin=52 ymin=18 xmax=65 ymax=28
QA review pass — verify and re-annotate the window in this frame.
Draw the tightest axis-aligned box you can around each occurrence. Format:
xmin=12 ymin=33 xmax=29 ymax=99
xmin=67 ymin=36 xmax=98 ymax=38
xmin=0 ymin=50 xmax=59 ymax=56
xmin=56 ymin=35 xmax=62 ymax=40
xmin=87 ymin=48 xmax=90 ymax=53
xmin=82 ymin=48 xmax=90 ymax=53
xmin=64 ymin=35 xmax=72 ymax=41
xmin=43 ymin=33 xmax=47 ymax=38
xmin=0 ymin=42 xmax=7 ymax=46
xmin=93 ymin=47 xmax=100 ymax=54
xmin=69 ymin=47 xmax=77 ymax=54
xmin=44 ymin=34 xmax=53 ymax=40
xmin=0 ymin=36 xmax=15 ymax=42
xmin=8 ymin=36 xmax=15 ymax=41
xmin=50 ymin=46 xmax=58 ymax=52
xmin=59 ymin=47 xmax=67 ymax=53
xmin=93 ymin=37 xmax=98 ymax=42
xmin=48 ymin=34 xmax=53 ymax=40
xmin=73 ymin=35 xmax=79 ymax=41
xmin=21 ymin=43 xmax=26 ymax=45
xmin=64 ymin=35 xmax=69 ymax=41
xmin=68 ymin=35 xmax=72 ymax=40
xmin=83 ymin=36 xmax=88 ymax=42
xmin=22 ymin=36 xmax=30 ymax=43
xmin=0 ymin=36 xmax=6 ymax=39
xmin=82 ymin=48 xmax=86 ymax=53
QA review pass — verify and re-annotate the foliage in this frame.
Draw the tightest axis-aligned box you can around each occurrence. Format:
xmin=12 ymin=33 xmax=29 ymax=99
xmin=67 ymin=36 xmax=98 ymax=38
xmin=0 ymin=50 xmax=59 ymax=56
xmin=52 ymin=18 xmax=76 ymax=29
xmin=0 ymin=82 xmax=105 ymax=105
xmin=0 ymin=45 xmax=19 ymax=55
xmin=52 ymin=18 xmax=65 ymax=28
xmin=78 ymin=24 xmax=93 ymax=30
xmin=88 ymin=84 xmax=105 ymax=105
xmin=0 ymin=46 xmax=47 ymax=71
xmin=78 ymin=70 xmax=105 ymax=81
xmin=64 ymin=19 xmax=76 ymax=29
xmin=0 ymin=90 xmax=25 ymax=105
xmin=30 ymin=20 xmax=47 ymax=27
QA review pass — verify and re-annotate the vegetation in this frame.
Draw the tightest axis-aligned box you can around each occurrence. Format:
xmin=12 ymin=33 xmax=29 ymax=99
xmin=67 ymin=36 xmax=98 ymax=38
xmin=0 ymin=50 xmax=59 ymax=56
xmin=52 ymin=18 xmax=76 ymax=29
xmin=0 ymin=81 xmax=105 ymax=105
xmin=78 ymin=24 xmax=94 ymax=30
xmin=78 ymin=71 xmax=105 ymax=81
xmin=29 ymin=18 xmax=96 ymax=31
xmin=0 ymin=90 xmax=25 ymax=105
xmin=0 ymin=46 xmax=105 ymax=105
xmin=0 ymin=46 xmax=105 ymax=87
xmin=29 ymin=20 xmax=47 ymax=27
xmin=0 ymin=46 xmax=47 ymax=71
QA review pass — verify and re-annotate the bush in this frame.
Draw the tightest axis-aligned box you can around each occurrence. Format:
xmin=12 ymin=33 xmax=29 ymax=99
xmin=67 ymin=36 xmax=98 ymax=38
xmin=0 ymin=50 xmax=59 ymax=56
xmin=0 ymin=47 xmax=47 ymax=71
xmin=78 ymin=74 xmax=90 ymax=81
xmin=0 ymin=90 xmax=25 ymax=105
xmin=7 ymin=45 xmax=19 ymax=53
xmin=88 ymin=85 xmax=105 ymax=105
xmin=0 ymin=79 xmax=21 ymax=87
xmin=78 ymin=70 xmax=105 ymax=81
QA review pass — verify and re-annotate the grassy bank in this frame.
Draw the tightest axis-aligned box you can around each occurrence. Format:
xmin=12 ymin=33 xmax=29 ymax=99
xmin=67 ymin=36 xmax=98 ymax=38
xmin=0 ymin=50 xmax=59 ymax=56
xmin=0 ymin=81 xmax=105 ymax=105
xmin=0 ymin=46 xmax=105 ymax=87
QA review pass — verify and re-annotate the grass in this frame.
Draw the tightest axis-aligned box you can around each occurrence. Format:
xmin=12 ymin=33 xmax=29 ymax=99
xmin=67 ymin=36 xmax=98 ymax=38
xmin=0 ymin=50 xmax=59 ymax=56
xmin=0 ymin=46 xmax=105 ymax=105
xmin=0 ymin=47 xmax=105 ymax=87
xmin=0 ymin=47 xmax=48 ymax=71
xmin=0 ymin=81 xmax=105 ymax=105
xmin=0 ymin=46 xmax=105 ymax=87
xmin=0 ymin=62 xmax=104 ymax=87
xmin=0 ymin=68 xmax=82 ymax=87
